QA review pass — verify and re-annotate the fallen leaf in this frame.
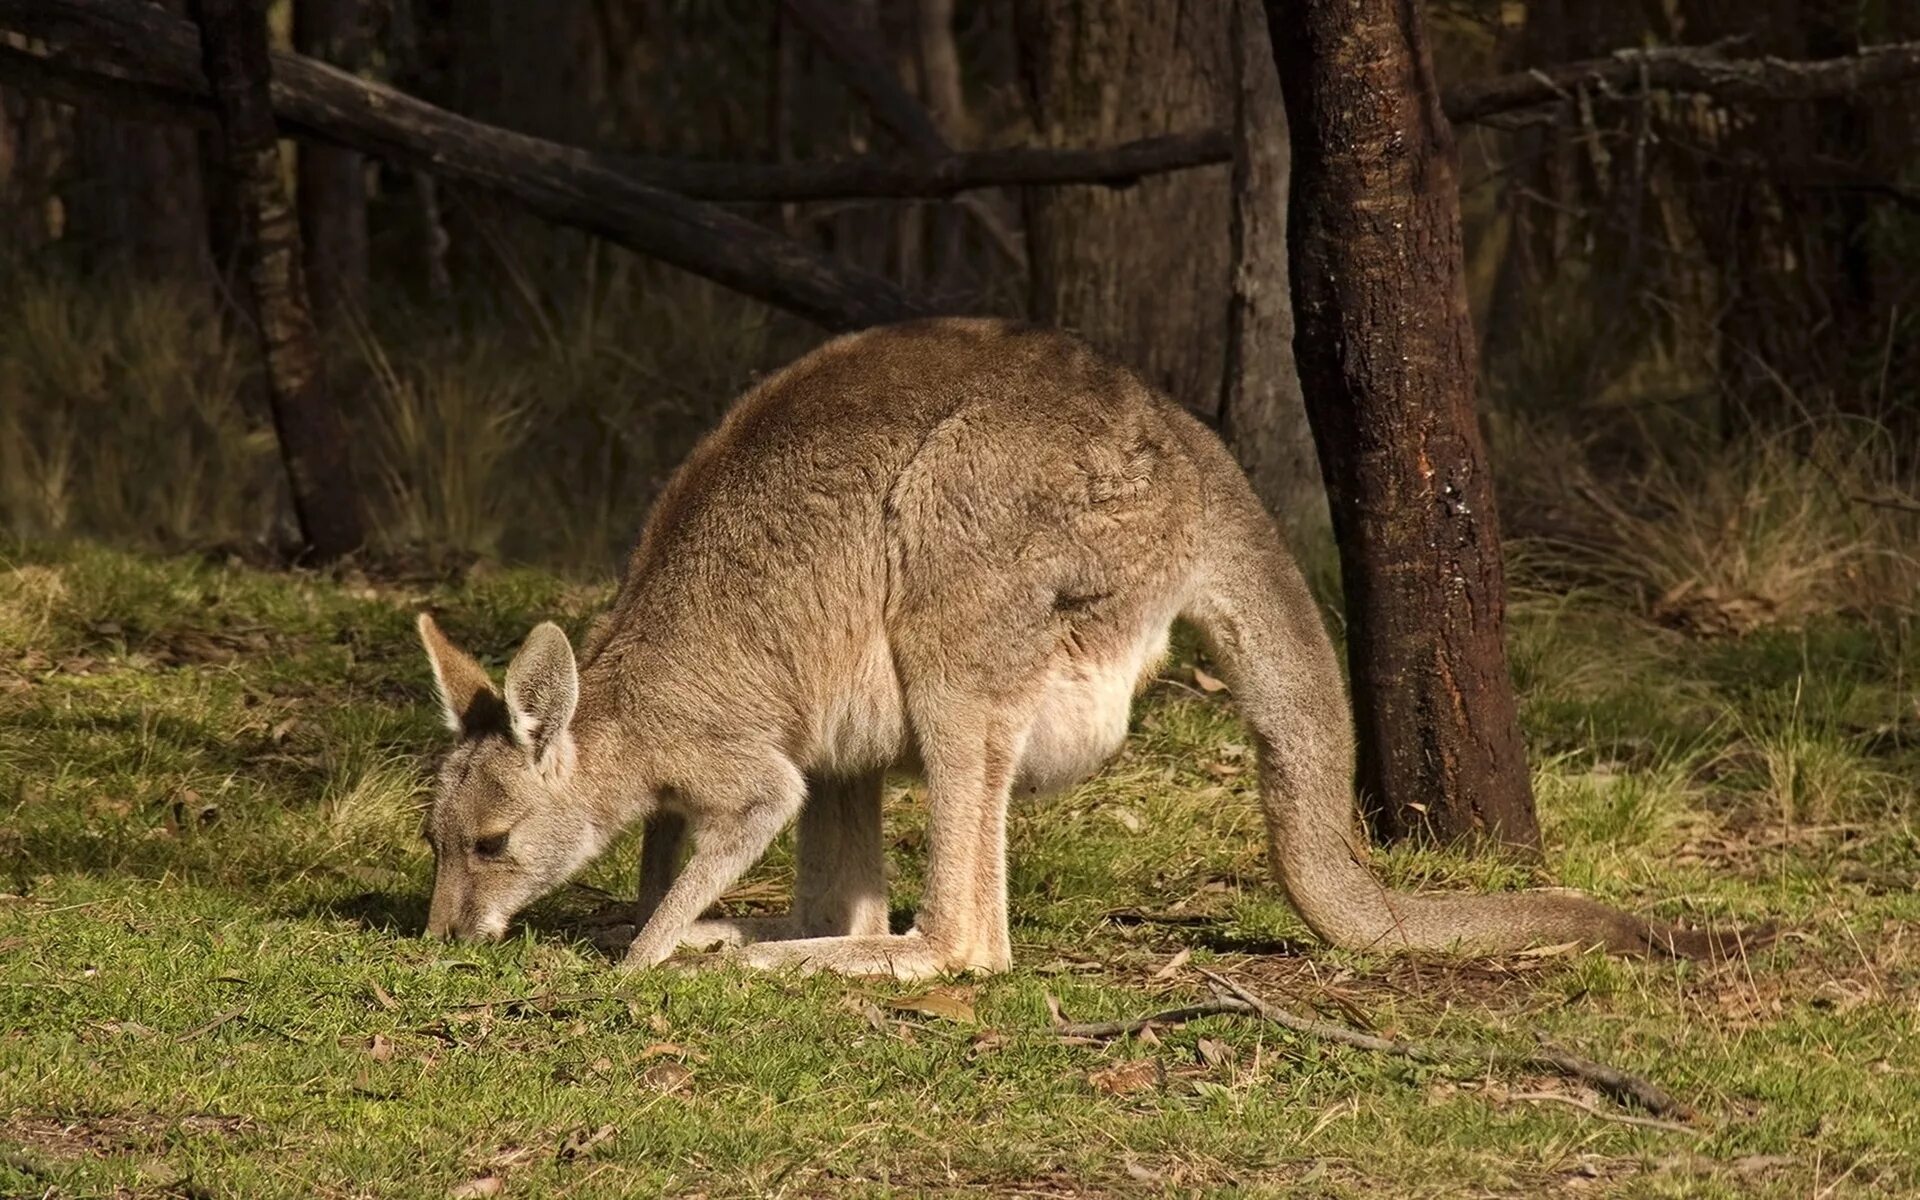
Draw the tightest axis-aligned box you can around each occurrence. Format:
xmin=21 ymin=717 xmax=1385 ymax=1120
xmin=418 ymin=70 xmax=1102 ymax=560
xmin=1195 ymin=1037 xmax=1234 ymax=1069
xmin=371 ymin=982 xmax=400 ymax=1010
xmin=887 ymin=986 xmax=976 ymax=1024
xmin=450 ymin=1175 xmax=504 ymax=1198
xmin=967 ymin=1028 xmax=1007 ymax=1058
xmin=557 ymin=1124 xmax=617 ymax=1161
xmin=1192 ymin=666 xmax=1228 ymax=693
xmin=1089 ymin=1058 xmax=1160 ymax=1096
xmin=369 ymin=1034 xmax=395 ymax=1062
xmin=1516 ymin=940 xmax=1583 ymax=959
xmin=1105 ymin=806 xmax=1144 ymax=833
xmin=1044 ymin=992 xmax=1066 ymax=1027
xmin=637 ymin=1042 xmax=690 ymax=1061
xmin=483 ymin=1146 xmax=537 ymax=1171
xmin=103 ymin=1020 xmax=158 ymax=1038
xmin=640 ymin=1061 xmax=693 ymax=1094
xmin=1150 ymin=948 xmax=1192 ymax=981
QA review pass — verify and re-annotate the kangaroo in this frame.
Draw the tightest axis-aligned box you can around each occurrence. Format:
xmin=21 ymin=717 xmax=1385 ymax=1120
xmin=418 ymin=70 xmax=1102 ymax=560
xmin=416 ymin=318 xmax=1748 ymax=977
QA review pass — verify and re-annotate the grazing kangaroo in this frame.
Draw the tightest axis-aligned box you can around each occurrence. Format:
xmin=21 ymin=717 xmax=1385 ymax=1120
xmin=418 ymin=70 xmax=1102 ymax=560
xmin=416 ymin=318 xmax=1744 ymax=977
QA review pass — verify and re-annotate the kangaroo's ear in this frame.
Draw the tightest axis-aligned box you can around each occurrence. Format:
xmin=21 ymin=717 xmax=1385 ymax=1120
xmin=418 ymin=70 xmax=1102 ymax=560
xmin=503 ymin=622 xmax=578 ymax=766
xmin=417 ymin=613 xmax=508 ymax=737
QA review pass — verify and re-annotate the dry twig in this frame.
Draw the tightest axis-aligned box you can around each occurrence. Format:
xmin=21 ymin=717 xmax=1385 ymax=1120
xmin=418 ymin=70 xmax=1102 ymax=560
xmin=1049 ymin=967 xmax=1692 ymax=1120
xmin=1196 ymin=969 xmax=1692 ymax=1119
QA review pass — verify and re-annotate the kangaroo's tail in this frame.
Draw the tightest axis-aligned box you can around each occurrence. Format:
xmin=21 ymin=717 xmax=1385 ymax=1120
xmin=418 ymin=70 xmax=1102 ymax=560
xmin=1177 ymin=435 xmax=1761 ymax=960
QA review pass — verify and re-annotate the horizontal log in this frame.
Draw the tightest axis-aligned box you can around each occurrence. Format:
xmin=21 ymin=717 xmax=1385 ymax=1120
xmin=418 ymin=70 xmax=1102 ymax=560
xmin=627 ymin=131 xmax=1233 ymax=202
xmin=1446 ymin=39 xmax=1920 ymax=125
xmin=0 ymin=0 xmax=932 ymax=332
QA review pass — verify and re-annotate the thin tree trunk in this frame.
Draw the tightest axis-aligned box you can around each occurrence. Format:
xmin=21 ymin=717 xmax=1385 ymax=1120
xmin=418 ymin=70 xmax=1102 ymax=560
xmin=1218 ymin=0 xmax=1322 ymax=537
xmin=1266 ymin=0 xmax=1541 ymax=852
xmin=190 ymin=0 xmax=364 ymax=561
xmin=293 ymin=0 xmax=367 ymax=321
xmin=1016 ymin=0 xmax=1233 ymax=416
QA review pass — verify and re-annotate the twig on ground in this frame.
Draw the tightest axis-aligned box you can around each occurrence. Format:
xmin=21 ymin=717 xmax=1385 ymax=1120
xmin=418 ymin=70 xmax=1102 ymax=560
xmin=1501 ymin=1090 xmax=1701 ymax=1135
xmin=1052 ymin=999 xmax=1253 ymax=1039
xmin=1195 ymin=968 xmax=1692 ymax=1120
xmin=176 ymin=1005 xmax=247 ymax=1042
xmin=1850 ymin=492 xmax=1920 ymax=515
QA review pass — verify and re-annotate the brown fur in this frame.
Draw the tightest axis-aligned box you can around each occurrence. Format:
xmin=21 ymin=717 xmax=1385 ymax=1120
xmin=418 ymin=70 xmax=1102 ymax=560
xmin=417 ymin=319 xmax=1759 ymax=977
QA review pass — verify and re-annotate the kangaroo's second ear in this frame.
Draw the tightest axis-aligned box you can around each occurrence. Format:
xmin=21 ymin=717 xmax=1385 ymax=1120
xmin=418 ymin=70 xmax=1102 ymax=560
xmin=418 ymin=612 xmax=507 ymax=736
xmin=504 ymin=622 xmax=578 ymax=765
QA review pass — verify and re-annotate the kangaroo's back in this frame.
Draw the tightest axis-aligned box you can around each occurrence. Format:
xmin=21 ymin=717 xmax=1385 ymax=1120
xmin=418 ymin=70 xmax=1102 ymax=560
xmin=586 ymin=319 xmax=1188 ymax=663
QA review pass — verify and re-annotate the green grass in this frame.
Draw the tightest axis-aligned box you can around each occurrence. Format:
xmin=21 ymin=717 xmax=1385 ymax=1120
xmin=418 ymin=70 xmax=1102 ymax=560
xmin=3 ymin=542 xmax=1918 ymax=1197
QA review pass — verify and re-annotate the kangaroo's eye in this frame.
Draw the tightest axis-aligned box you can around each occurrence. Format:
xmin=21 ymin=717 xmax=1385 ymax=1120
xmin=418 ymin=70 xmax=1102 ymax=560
xmin=474 ymin=832 xmax=509 ymax=859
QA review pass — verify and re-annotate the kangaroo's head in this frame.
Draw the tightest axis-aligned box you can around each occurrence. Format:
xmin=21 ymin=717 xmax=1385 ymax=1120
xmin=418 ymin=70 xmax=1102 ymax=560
xmin=415 ymin=614 xmax=599 ymax=941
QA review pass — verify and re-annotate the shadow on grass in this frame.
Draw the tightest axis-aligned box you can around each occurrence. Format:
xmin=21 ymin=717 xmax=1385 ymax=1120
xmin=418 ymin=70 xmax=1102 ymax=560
xmin=281 ymin=885 xmax=627 ymax=959
xmin=1102 ymin=909 xmax=1314 ymax=958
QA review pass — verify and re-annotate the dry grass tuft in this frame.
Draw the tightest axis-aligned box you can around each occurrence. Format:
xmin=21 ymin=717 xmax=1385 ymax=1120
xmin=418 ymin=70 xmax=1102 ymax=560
xmin=1502 ymin=416 xmax=1920 ymax=631
xmin=0 ymin=272 xmax=279 ymax=546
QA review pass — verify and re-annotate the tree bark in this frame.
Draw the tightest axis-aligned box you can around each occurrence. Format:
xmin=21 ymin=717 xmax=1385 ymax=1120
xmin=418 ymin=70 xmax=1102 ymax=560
xmin=1016 ymin=0 xmax=1234 ymax=415
xmin=1267 ymin=0 xmax=1540 ymax=852
xmin=292 ymin=0 xmax=366 ymax=321
xmin=1218 ymin=0 xmax=1322 ymax=537
xmin=189 ymin=0 xmax=364 ymax=561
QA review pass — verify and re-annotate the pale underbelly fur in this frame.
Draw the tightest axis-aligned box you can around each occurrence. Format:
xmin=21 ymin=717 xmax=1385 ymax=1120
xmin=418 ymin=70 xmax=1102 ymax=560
xmin=803 ymin=619 xmax=1173 ymax=798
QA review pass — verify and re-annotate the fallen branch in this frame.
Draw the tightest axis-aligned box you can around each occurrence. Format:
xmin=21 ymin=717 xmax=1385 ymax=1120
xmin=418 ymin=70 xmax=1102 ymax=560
xmin=1447 ymin=39 xmax=1920 ymax=125
xmin=0 ymin=0 xmax=929 ymax=332
xmin=1501 ymin=1090 xmax=1701 ymax=1136
xmin=1850 ymin=491 xmax=1920 ymax=515
xmin=627 ymin=131 xmax=1234 ymax=203
xmin=1046 ymin=968 xmax=1691 ymax=1120
xmin=1194 ymin=969 xmax=1692 ymax=1119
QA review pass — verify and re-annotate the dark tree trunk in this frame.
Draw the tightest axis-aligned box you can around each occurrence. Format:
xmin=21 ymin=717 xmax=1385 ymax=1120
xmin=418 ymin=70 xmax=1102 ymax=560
xmin=1015 ymin=0 xmax=1233 ymax=416
xmin=293 ymin=0 xmax=367 ymax=321
xmin=1218 ymin=0 xmax=1321 ymax=537
xmin=190 ymin=0 xmax=365 ymax=562
xmin=64 ymin=0 xmax=208 ymax=280
xmin=1266 ymin=0 xmax=1541 ymax=852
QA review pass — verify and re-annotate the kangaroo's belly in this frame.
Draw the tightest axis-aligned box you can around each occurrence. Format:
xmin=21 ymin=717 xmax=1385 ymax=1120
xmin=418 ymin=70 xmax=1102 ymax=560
xmin=1015 ymin=620 xmax=1172 ymax=798
xmin=799 ymin=614 xmax=1172 ymax=794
